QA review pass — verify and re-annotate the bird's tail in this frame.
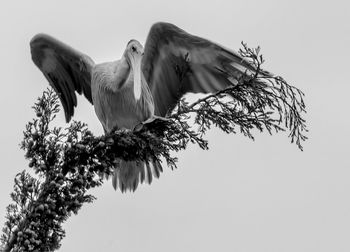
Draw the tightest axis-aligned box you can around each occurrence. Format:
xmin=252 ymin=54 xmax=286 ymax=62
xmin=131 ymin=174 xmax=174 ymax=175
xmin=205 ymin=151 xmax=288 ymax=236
xmin=112 ymin=159 xmax=163 ymax=192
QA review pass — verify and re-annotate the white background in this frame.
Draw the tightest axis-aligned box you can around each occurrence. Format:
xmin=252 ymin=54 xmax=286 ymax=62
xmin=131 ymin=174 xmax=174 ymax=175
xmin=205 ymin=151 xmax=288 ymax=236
xmin=0 ymin=0 xmax=349 ymax=251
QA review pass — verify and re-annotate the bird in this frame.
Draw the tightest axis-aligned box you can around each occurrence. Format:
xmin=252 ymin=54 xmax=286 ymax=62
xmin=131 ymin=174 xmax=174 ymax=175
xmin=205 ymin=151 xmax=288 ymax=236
xmin=30 ymin=22 xmax=260 ymax=192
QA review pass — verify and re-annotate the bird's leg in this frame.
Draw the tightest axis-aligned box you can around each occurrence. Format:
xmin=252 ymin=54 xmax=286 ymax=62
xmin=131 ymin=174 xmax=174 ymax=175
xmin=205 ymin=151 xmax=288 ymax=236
xmin=133 ymin=115 xmax=171 ymax=132
xmin=144 ymin=115 xmax=170 ymax=124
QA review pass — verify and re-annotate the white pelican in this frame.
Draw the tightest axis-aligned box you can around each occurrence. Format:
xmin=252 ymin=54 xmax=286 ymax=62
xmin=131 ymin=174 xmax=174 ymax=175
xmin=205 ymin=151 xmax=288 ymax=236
xmin=30 ymin=22 xmax=258 ymax=192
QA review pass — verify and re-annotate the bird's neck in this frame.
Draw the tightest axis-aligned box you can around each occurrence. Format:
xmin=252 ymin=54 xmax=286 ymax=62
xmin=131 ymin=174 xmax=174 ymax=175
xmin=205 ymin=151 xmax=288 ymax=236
xmin=110 ymin=56 xmax=143 ymax=101
xmin=110 ymin=58 xmax=130 ymax=92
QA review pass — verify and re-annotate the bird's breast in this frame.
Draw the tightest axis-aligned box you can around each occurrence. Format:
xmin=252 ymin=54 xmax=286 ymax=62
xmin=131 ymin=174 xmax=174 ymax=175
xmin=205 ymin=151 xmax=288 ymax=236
xmin=91 ymin=64 xmax=154 ymax=133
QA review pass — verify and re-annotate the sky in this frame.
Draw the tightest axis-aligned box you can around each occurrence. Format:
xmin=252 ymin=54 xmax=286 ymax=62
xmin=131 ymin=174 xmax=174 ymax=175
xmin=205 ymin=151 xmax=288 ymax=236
xmin=0 ymin=0 xmax=349 ymax=251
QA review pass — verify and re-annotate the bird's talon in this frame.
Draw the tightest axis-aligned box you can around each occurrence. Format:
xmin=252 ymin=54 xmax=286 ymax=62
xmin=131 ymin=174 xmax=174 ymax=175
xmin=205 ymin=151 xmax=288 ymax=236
xmin=133 ymin=122 xmax=145 ymax=132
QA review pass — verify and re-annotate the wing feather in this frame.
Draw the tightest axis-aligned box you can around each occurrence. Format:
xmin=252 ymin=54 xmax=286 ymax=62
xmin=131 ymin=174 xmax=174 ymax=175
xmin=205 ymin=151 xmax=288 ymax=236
xmin=142 ymin=22 xmax=263 ymax=116
xmin=30 ymin=33 xmax=95 ymax=122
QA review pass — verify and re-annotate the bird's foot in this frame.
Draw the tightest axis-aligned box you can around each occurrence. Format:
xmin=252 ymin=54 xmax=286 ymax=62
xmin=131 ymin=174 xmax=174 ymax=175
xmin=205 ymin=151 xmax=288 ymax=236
xmin=133 ymin=116 xmax=171 ymax=132
xmin=144 ymin=115 xmax=170 ymax=125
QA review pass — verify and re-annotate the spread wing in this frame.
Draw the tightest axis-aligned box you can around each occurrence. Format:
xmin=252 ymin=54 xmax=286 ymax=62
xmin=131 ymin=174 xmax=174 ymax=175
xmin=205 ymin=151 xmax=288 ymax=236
xmin=142 ymin=22 xmax=262 ymax=116
xmin=30 ymin=33 xmax=95 ymax=122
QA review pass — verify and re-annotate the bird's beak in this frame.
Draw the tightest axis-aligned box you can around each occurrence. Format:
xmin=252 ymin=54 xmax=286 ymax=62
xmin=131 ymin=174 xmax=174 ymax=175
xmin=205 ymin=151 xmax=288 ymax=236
xmin=130 ymin=52 xmax=143 ymax=100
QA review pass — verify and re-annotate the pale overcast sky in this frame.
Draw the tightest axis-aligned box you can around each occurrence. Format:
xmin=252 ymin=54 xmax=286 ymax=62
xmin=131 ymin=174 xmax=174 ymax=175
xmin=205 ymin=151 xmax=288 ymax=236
xmin=0 ymin=1 xmax=349 ymax=251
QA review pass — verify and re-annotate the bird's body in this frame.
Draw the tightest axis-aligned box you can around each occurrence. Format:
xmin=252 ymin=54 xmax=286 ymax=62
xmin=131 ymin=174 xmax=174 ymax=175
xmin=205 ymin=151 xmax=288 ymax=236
xmin=30 ymin=22 xmax=267 ymax=192
xmin=90 ymin=54 xmax=155 ymax=191
xmin=91 ymin=60 xmax=154 ymax=132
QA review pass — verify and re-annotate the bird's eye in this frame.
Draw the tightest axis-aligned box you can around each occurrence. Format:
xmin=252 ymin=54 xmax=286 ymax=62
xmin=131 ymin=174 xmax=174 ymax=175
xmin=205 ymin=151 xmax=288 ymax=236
xmin=131 ymin=46 xmax=136 ymax=52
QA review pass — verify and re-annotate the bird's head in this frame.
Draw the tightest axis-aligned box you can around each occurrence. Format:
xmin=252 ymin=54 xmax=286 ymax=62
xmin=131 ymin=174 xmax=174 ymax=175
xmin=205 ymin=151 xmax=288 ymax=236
xmin=124 ymin=39 xmax=144 ymax=100
xmin=125 ymin=39 xmax=144 ymax=62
